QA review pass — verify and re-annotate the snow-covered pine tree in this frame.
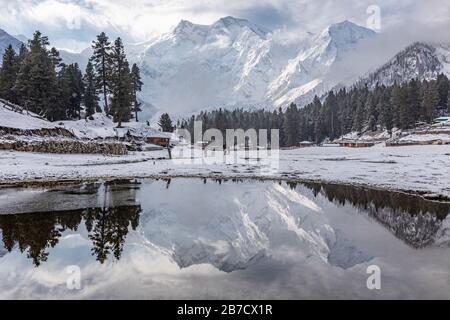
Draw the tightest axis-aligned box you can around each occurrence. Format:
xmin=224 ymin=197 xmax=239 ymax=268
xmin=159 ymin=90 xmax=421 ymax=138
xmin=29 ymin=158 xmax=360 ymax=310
xmin=130 ymin=63 xmax=143 ymax=122
xmin=109 ymin=37 xmax=133 ymax=127
xmin=83 ymin=61 xmax=100 ymax=118
xmin=91 ymin=32 xmax=112 ymax=114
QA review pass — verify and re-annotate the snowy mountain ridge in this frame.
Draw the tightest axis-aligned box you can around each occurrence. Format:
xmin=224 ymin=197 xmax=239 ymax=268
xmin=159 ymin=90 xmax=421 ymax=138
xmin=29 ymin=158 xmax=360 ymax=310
xmin=3 ymin=18 xmax=450 ymax=120
xmin=0 ymin=29 xmax=23 ymax=60
xmin=359 ymin=42 xmax=450 ymax=89
xmin=130 ymin=17 xmax=378 ymax=117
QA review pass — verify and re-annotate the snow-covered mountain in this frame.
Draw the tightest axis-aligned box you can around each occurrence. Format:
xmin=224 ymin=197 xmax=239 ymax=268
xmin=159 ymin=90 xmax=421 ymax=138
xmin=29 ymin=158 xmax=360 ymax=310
xmin=131 ymin=17 xmax=377 ymax=117
xmin=267 ymin=20 xmax=376 ymax=107
xmin=0 ymin=29 xmax=23 ymax=58
xmin=360 ymin=42 xmax=450 ymax=88
xmin=0 ymin=19 xmax=379 ymax=117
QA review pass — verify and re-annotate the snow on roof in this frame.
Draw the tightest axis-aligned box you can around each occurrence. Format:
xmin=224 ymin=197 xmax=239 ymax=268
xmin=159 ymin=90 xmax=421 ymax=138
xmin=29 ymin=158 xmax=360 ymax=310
xmin=435 ymin=117 xmax=450 ymax=122
xmin=146 ymin=131 xmax=171 ymax=139
xmin=0 ymin=103 xmax=56 ymax=130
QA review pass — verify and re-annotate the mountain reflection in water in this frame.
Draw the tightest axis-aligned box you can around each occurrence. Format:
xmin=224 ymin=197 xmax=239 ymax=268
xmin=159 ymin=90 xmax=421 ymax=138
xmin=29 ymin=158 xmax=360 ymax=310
xmin=0 ymin=179 xmax=449 ymax=269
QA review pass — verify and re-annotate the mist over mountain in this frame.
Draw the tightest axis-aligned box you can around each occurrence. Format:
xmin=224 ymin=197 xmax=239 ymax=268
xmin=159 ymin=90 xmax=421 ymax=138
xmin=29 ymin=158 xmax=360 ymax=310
xmin=1 ymin=16 xmax=450 ymax=120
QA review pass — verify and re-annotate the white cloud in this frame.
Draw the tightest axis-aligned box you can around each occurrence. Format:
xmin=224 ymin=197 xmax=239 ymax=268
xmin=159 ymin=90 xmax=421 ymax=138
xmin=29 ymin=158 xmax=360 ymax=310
xmin=0 ymin=0 xmax=449 ymax=51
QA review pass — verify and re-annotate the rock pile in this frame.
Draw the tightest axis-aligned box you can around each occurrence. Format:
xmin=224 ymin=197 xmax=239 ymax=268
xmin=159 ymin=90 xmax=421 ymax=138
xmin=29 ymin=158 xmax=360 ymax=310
xmin=0 ymin=139 xmax=128 ymax=155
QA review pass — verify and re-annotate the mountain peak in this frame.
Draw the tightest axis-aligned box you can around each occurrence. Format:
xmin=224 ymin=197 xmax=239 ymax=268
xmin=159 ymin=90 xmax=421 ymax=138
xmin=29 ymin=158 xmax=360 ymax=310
xmin=322 ymin=20 xmax=376 ymax=47
xmin=212 ymin=16 xmax=269 ymax=37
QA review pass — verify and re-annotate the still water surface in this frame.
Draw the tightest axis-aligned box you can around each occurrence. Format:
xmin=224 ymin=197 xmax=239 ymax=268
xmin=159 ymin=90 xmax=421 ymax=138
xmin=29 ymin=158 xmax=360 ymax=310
xmin=1 ymin=178 xmax=450 ymax=299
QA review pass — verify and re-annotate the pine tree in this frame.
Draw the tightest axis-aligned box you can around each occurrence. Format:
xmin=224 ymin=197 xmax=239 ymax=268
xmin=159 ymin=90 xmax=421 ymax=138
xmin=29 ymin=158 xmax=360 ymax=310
xmin=67 ymin=63 xmax=84 ymax=119
xmin=83 ymin=61 xmax=100 ymax=118
xmin=56 ymin=64 xmax=71 ymax=120
xmin=130 ymin=63 xmax=143 ymax=122
xmin=91 ymin=32 xmax=112 ymax=114
xmin=0 ymin=45 xmax=18 ymax=102
xmin=324 ymin=91 xmax=339 ymax=138
xmin=283 ymin=103 xmax=299 ymax=146
xmin=109 ymin=37 xmax=133 ymax=127
xmin=15 ymin=31 xmax=59 ymax=120
xmin=158 ymin=113 xmax=174 ymax=132
xmin=49 ymin=47 xmax=62 ymax=68
xmin=422 ymin=80 xmax=439 ymax=123
xmin=437 ymin=73 xmax=449 ymax=109
xmin=352 ymin=94 xmax=366 ymax=133
xmin=379 ymin=89 xmax=393 ymax=134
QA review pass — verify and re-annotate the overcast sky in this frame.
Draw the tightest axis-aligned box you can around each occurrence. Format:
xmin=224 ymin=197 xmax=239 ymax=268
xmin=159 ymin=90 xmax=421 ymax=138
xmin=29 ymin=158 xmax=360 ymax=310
xmin=0 ymin=0 xmax=449 ymax=52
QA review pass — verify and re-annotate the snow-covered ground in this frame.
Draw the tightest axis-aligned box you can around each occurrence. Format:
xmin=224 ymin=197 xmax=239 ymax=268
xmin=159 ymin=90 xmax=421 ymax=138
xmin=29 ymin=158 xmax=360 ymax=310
xmin=58 ymin=113 xmax=169 ymax=140
xmin=0 ymin=102 xmax=55 ymax=130
xmin=1 ymin=143 xmax=450 ymax=198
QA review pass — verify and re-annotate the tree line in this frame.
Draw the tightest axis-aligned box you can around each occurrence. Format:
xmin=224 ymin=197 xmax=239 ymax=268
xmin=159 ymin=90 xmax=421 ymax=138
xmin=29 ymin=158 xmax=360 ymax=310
xmin=0 ymin=31 xmax=143 ymax=127
xmin=179 ymin=75 xmax=450 ymax=146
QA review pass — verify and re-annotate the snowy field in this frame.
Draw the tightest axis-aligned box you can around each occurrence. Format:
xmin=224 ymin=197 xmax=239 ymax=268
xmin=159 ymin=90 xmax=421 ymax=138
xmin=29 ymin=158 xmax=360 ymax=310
xmin=1 ymin=143 xmax=450 ymax=198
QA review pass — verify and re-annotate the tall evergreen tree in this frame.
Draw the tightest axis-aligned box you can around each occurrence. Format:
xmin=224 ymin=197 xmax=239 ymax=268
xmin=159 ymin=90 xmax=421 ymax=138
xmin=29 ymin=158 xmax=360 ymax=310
xmin=109 ymin=37 xmax=133 ymax=127
xmin=283 ymin=103 xmax=299 ymax=146
xmin=422 ymin=80 xmax=439 ymax=123
xmin=83 ymin=61 xmax=100 ymax=118
xmin=15 ymin=31 xmax=59 ymax=120
xmin=0 ymin=45 xmax=18 ymax=102
xmin=158 ymin=113 xmax=174 ymax=132
xmin=67 ymin=63 xmax=84 ymax=119
xmin=437 ymin=73 xmax=449 ymax=109
xmin=91 ymin=32 xmax=112 ymax=114
xmin=130 ymin=63 xmax=143 ymax=122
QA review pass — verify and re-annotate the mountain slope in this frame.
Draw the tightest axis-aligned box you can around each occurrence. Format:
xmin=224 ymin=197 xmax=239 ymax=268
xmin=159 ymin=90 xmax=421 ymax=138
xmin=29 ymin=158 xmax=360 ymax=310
xmin=360 ymin=42 xmax=450 ymax=88
xmin=134 ymin=17 xmax=377 ymax=117
xmin=0 ymin=29 xmax=23 ymax=58
xmin=267 ymin=20 xmax=376 ymax=107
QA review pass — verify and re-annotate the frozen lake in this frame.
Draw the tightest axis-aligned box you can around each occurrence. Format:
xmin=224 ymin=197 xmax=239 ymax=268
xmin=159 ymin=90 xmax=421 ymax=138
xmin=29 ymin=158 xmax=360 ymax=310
xmin=1 ymin=178 xmax=450 ymax=299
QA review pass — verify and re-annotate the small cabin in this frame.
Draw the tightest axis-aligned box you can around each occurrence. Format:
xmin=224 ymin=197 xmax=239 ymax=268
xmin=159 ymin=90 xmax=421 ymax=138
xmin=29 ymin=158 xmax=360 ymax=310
xmin=338 ymin=140 xmax=375 ymax=148
xmin=145 ymin=133 xmax=171 ymax=147
xmin=434 ymin=117 xmax=450 ymax=124
xmin=299 ymin=141 xmax=314 ymax=148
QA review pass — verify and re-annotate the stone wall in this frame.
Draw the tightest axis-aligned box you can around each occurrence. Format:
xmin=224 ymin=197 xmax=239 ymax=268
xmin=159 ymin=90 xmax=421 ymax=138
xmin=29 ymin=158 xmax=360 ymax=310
xmin=0 ymin=139 xmax=128 ymax=155
xmin=0 ymin=126 xmax=75 ymax=138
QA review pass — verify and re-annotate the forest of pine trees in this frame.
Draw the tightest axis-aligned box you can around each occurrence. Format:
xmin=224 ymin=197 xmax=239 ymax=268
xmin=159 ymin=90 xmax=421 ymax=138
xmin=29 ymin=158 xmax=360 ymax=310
xmin=179 ymin=75 xmax=450 ymax=147
xmin=0 ymin=31 xmax=143 ymax=124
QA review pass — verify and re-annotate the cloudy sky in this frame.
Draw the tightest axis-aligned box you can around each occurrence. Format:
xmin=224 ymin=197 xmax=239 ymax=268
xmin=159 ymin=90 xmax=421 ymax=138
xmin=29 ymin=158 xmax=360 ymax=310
xmin=0 ymin=0 xmax=449 ymax=52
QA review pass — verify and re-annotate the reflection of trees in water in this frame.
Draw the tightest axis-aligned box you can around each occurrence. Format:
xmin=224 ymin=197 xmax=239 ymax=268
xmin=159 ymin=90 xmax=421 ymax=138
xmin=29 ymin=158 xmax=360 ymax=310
xmin=0 ymin=211 xmax=82 ymax=266
xmin=298 ymin=181 xmax=450 ymax=248
xmin=0 ymin=206 xmax=141 ymax=267
xmin=84 ymin=206 xmax=140 ymax=264
xmin=0 ymin=180 xmax=142 ymax=266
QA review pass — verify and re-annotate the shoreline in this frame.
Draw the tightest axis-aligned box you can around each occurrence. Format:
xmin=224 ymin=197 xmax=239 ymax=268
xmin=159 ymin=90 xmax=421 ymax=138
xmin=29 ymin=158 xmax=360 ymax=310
xmin=2 ymin=172 xmax=449 ymax=204
xmin=2 ymin=144 xmax=450 ymax=202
